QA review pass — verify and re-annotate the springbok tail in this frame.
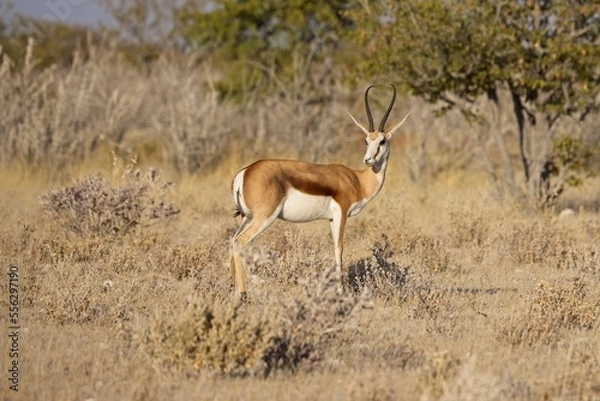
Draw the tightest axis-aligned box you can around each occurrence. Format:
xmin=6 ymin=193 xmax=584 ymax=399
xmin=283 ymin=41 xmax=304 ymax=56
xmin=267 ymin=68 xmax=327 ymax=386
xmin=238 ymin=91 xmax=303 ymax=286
xmin=232 ymin=169 xmax=247 ymax=218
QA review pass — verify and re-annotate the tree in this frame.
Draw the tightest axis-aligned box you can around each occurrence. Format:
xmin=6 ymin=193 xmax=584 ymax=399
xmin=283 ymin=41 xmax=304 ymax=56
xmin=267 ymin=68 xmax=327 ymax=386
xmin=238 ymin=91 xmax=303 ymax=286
xmin=0 ymin=15 xmax=105 ymax=69
xmin=96 ymin=0 xmax=182 ymax=65
xmin=347 ymin=0 xmax=599 ymax=207
xmin=173 ymin=0 xmax=359 ymax=161
xmin=177 ymin=0 xmax=355 ymax=93
xmin=178 ymin=0 xmax=352 ymax=59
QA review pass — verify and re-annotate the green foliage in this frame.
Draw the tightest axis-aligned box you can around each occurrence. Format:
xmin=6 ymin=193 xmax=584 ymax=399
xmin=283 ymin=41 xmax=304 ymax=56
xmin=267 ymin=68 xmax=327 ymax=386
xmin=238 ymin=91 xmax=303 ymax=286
xmin=0 ymin=13 xmax=163 ymax=71
xmin=179 ymin=0 xmax=352 ymax=59
xmin=346 ymin=1 xmax=511 ymax=102
xmin=0 ymin=16 xmax=103 ymax=70
xmin=177 ymin=0 xmax=355 ymax=94
xmin=346 ymin=0 xmax=599 ymax=116
xmin=551 ymin=135 xmax=594 ymax=187
xmin=502 ymin=1 xmax=600 ymax=116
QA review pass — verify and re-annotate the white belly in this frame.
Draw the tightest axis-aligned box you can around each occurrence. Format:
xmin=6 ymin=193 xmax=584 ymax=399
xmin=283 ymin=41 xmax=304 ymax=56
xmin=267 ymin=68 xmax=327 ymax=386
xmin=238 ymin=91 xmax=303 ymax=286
xmin=279 ymin=188 xmax=333 ymax=222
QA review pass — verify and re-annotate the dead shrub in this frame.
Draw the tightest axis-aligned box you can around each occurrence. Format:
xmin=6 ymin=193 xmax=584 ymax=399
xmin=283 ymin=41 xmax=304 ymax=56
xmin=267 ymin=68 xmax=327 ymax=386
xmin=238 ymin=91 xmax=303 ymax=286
xmin=348 ymin=235 xmax=409 ymax=301
xmin=408 ymin=283 xmax=468 ymax=336
xmin=558 ymin=243 xmax=600 ymax=273
xmin=43 ymin=289 xmax=108 ymax=325
xmin=144 ymin=302 xmax=274 ymax=376
xmin=501 ymin=278 xmax=600 ymax=347
xmin=37 ymin=262 xmax=111 ymax=325
xmin=418 ymin=350 xmax=462 ymax=399
xmin=40 ymin=161 xmax=179 ymax=239
xmin=396 ymin=232 xmax=450 ymax=273
xmin=148 ymin=242 xmax=216 ymax=279
xmin=143 ymin=268 xmax=368 ymax=377
xmin=540 ymin=341 xmax=600 ymax=400
xmin=411 ymin=286 xmax=447 ymax=321
xmin=150 ymin=58 xmax=235 ymax=173
xmin=496 ymin=221 xmax=576 ymax=268
xmin=267 ymin=267 xmax=370 ymax=374
xmin=0 ymin=39 xmax=146 ymax=167
xmin=254 ymin=228 xmax=323 ymax=287
xmin=447 ymin=207 xmax=490 ymax=248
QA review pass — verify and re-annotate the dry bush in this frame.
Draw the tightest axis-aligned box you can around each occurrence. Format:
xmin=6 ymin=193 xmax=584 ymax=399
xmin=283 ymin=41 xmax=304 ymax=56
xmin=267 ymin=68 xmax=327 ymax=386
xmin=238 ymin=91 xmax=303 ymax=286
xmin=446 ymin=206 xmax=490 ymax=249
xmin=0 ymin=39 xmax=145 ymax=167
xmin=402 ymin=97 xmax=477 ymax=183
xmin=143 ymin=268 xmax=368 ymax=377
xmin=240 ymin=244 xmax=279 ymax=276
xmin=241 ymin=227 xmax=332 ymax=292
xmin=410 ymin=285 xmax=448 ymax=322
xmin=406 ymin=282 xmax=479 ymax=336
xmin=5 ymin=170 xmax=600 ymax=399
xmin=0 ymin=37 xmax=363 ymax=175
xmin=0 ymin=39 xmax=242 ymax=173
xmin=417 ymin=350 xmax=462 ymax=400
xmin=31 ymin=239 xmax=229 ymax=327
xmin=152 ymin=242 xmax=219 ymax=279
xmin=40 ymin=161 xmax=179 ymax=239
xmin=37 ymin=262 xmax=113 ymax=325
xmin=347 ymin=235 xmax=409 ymax=301
xmin=558 ymin=243 xmax=600 ymax=273
xmin=32 ymin=252 xmax=148 ymax=326
xmin=434 ymin=358 xmax=531 ymax=401
xmin=144 ymin=302 xmax=275 ymax=376
xmin=495 ymin=220 xmax=577 ymax=268
xmin=501 ymin=278 xmax=600 ymax=347
xmin=148 ymin=58 xmax=239 ymax=173
xmin=233 ymin=50 xmax=345 ymax=162
xmin=538 ymin=340 xmax=600 ymax=400
xmin=394 ymin=232 xmax=450 ymax=274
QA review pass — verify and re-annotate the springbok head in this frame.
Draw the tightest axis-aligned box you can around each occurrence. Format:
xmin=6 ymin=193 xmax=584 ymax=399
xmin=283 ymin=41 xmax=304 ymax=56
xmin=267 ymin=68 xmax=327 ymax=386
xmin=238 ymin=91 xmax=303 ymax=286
xmin=347 ymin=84 xmax=411 ymax=167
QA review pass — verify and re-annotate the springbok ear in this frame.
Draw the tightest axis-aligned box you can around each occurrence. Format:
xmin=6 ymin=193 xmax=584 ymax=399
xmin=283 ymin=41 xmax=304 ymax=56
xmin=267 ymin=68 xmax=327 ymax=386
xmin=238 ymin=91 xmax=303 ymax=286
xmin=385 ymin=110 xmax=412 ymax=137
xmin=347 ymin=111 xmax=371 ymax=136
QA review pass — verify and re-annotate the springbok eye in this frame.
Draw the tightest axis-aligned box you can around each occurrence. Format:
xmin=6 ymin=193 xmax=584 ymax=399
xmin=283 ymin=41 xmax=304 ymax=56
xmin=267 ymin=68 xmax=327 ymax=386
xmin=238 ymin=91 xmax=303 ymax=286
xmin=379 ymin=139 xmax=386 ymax=146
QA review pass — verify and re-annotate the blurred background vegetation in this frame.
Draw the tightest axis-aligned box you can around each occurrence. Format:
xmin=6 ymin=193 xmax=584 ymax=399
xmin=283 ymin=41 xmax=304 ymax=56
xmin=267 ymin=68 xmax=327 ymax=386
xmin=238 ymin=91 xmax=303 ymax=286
xmin=0 ymin=0 xmax=598 ymax=209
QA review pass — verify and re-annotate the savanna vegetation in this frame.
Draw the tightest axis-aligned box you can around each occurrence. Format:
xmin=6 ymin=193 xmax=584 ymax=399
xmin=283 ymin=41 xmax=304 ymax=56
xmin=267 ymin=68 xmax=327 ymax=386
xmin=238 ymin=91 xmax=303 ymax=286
xmin=1 ymin=0 xmax=599 ymax=400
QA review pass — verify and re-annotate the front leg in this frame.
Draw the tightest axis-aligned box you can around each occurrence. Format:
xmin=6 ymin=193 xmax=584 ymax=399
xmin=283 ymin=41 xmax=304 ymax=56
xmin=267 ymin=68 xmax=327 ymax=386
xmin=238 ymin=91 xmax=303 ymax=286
xmin=329 ymin=202 xmax=348 ymax=289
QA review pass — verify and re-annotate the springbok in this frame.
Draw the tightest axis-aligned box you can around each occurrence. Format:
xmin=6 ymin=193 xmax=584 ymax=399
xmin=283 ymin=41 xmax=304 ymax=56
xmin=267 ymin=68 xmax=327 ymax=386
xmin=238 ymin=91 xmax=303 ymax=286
xmin=229 ymin=84 xmax=410 ymax=300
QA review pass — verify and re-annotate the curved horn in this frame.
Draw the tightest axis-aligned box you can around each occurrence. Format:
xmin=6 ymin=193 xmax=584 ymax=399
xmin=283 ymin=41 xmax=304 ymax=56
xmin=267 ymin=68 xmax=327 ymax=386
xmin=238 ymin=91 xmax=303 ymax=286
xmin=378 ymin=84 xmax=397 ymax=132
xmin=364 ymin=84 xmax=375 ymax=132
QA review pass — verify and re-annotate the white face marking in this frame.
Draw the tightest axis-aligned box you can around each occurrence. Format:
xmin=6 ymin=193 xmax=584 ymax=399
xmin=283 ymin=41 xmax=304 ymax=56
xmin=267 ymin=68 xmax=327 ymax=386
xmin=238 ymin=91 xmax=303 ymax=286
xmin=279 ymin=188 xmax=333 ymax=222
xmin=364 ymin=132 xmax=389 ymax=167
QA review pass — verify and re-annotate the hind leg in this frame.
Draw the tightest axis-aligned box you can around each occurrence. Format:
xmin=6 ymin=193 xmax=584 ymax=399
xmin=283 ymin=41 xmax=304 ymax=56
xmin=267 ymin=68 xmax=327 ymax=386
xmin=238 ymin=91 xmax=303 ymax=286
xmin=230 ymin=206 xmax=282 ymax=300
xmin=229 ymin=216 xmax=251 ymax=284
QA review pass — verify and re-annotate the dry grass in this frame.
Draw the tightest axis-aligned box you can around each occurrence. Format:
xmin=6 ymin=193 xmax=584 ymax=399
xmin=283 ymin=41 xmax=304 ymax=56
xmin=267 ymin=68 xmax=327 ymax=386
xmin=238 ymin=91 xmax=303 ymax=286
xmin=2 ymin=160 xmax=600 ymax=400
